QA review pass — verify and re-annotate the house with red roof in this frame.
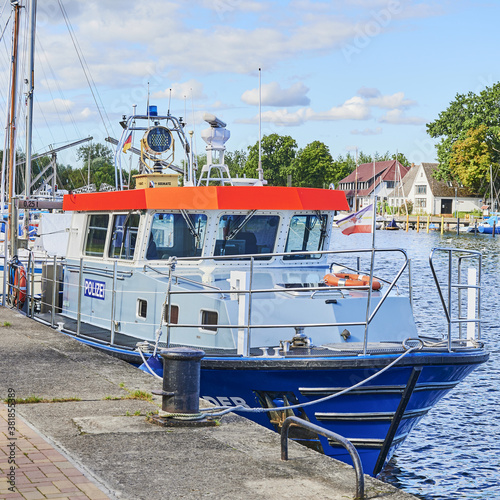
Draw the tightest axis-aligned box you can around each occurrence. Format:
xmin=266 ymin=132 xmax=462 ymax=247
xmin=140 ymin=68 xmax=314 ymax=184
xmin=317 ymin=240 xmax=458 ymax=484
xmin=337 ymin=160 xmax=410 ymax=211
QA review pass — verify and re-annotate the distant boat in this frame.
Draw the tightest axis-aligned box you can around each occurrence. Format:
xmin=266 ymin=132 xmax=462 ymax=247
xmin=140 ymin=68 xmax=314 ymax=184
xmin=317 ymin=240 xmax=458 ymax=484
xmin=385 ymin=218 xmax=400 ymax=230
xmin=477 ymin=214 xmax=500 ymax=234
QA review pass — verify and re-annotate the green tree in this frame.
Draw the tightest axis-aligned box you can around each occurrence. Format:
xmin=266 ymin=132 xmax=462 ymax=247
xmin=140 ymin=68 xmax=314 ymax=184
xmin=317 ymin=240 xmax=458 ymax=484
xmin=287 ymin=141 xmax=333 ymax=187
xmin=331 ymin=153 xmax=356 ymax=187
xmin=449 ymin=124 xmax=493 ymax=191
xmin=225 ymin=149 xmax=248 ymax=179
xmin=426 ymin=82 xmax=500 ymax=188
xmin=244 ymin=134 xmax=298 ymax=186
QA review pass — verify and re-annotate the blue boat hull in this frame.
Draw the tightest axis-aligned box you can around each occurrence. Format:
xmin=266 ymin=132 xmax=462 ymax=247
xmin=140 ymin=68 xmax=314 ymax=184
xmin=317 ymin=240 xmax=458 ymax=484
xmin=140 ymin=348 xmax=488 ymax=476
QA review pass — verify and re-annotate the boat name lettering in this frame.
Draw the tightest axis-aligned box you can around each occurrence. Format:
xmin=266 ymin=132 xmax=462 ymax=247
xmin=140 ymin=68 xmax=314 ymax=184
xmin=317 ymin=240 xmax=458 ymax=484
xmin=201 ymin=396 xmax=250 ymax=408
xmin=84 ymin=279 xmax=105 ymax=300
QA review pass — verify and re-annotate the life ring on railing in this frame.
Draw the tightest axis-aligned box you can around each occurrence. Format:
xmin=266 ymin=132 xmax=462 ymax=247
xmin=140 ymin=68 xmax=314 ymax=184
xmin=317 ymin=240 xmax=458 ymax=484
xmin=13 ymin=263 xmax=27 ymax=306
xmin=323 ymin=273 xmax=382 ymax=290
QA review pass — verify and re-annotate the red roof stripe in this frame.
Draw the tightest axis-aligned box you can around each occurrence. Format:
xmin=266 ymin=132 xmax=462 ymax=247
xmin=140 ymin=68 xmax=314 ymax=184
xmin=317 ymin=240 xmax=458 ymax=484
xmin=62 ymin=186 xmax=349 ymax=212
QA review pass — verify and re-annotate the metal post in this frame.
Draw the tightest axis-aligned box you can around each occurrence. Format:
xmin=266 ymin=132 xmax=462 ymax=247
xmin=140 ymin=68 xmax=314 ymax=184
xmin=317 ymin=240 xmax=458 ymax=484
xmin=51 ymin=255 xmax=57 ymax=327
xmin=362 ymin=248 xmax=375 ymax=355
xmin=166 ymin=264 xmax=173 ymax=348
xmin=110 ymin=260 xmax=117 ymax=345
xmin=246 ymin=257 xmax=254 ymax=356
xmin=447 ymin=251 xmax=452 ymax=352
xmin=408 ymin=258 xmax=413 ymax=310
xmin=76 ymin=258 xmax=83 ymax=336
xmin=26 ymin=251 xmax=32 ymax=317
xmin=2 ymin=235 xmax=7 ymax=306
xmin=29 ymin=256 xmax=35 ymax=317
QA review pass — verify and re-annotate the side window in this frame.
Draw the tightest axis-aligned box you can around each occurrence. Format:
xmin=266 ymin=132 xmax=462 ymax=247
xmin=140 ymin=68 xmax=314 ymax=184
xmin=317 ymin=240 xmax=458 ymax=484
xmin=85 ymin=214 xmax=109 ymax=257
xmin=284 ymin=214 xmax=327 ymax=260
xmin=214 ymin=214 xmax=279 ymax=260
xmin=147 ymin=213 xmax=207 ymax=259
xmin=109 ymin=213 xmax=140 ymax=260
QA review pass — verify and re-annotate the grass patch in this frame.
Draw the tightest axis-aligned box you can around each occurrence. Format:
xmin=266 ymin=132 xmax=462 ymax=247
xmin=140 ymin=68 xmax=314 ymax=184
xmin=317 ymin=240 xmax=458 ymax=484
xmin=2 ymin=321 xmax=11 ymax=327
xmin=6 ymin=396 xmax=81 ymax=404
xmin=124 ymin=389 xmax=153 ymax=401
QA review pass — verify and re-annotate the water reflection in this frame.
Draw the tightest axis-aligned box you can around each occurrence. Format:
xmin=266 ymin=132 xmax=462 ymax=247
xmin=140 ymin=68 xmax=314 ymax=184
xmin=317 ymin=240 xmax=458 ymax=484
xmin=331 ymin=229 xmax=500 ymax=499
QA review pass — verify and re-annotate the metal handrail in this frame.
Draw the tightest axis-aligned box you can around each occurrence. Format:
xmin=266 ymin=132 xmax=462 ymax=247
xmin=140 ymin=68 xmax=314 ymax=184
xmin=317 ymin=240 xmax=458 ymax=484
xmin=281 ymin=416 xmax=364 ymax=500
xmin=159 ymin=248 xmax=409 ymax=355
xmin=429 ymin=247 xmax=482 ymax=350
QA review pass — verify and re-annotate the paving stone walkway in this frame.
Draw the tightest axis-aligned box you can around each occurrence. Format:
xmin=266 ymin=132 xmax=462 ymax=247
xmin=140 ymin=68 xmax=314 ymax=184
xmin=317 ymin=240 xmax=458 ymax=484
xmin=0 ymin=404 xmax=110 ymax=500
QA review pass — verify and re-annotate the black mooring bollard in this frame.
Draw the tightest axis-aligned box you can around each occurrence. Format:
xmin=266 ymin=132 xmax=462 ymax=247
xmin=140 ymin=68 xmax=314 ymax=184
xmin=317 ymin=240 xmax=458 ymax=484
xmin=158 ymin=347 xmax=205 ymax=414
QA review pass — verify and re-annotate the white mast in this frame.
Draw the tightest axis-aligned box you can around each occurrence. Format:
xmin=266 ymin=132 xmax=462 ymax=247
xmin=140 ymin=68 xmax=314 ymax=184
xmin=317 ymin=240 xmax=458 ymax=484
xmin=257 ymin=68 xmax=263 ymax=183
xmin=24 ymin=0 xmax=37 ymax=198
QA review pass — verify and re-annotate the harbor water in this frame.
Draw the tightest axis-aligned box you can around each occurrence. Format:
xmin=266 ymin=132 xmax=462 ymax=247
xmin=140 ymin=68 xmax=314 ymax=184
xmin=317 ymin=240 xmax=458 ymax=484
xmin=332 ymin=227 xmax=499 ymax=499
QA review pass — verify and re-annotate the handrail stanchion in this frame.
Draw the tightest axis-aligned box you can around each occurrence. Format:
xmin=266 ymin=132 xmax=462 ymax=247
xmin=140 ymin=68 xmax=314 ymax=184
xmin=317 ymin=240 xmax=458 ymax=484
xmin=110 ymin=260 xmax=117 ymax=345
xmin=166 ymin=263 xmax=173 ymax=348
xmin=448 ymin=250 xmax=452 ymax=352
xmin=77 ymin=258 xmax=83 ymax=336
xmin=281 ymin=416 xmax=365 ymax=500
xmin=51 ymin=255 xmax=57 ymax=327
xmin=246 ymin=257 xmax=254 ymax=356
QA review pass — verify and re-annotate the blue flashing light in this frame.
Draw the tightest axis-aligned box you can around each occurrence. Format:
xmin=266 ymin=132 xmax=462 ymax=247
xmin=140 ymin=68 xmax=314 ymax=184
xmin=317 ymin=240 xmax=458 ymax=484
xmin=148 ymin=105 xmax=158 ymax=117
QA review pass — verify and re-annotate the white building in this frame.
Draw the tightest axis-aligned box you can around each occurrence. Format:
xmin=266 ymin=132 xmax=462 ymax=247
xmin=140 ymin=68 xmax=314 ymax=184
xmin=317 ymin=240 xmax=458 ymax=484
xmin=389 ymin=163 xmax=482 ymax=215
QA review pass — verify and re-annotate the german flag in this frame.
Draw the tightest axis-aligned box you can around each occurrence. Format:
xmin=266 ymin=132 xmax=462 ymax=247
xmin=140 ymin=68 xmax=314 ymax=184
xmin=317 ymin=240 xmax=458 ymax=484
xmin=122 ymin=133 xmax=132 ymax=153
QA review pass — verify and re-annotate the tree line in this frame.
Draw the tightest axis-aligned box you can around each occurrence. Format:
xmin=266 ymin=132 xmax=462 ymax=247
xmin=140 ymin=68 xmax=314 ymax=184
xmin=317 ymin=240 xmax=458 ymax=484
xmin=3 ymin=81 xmax=499 ymax=196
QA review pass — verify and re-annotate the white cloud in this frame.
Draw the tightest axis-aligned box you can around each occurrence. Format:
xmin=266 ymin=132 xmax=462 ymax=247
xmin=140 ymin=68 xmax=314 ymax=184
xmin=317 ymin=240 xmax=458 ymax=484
xmin=351 ymin=127 xmax=383 ymax=135
xmin=379 ymin=109 xmax=425 ymax=125
xmin=368 ymin=91 xmax=416 ymax=109
xmin=241 ymin=82 xmax=310 ymax=107
xmin=153 ymin=80 xmax=207 ymax=101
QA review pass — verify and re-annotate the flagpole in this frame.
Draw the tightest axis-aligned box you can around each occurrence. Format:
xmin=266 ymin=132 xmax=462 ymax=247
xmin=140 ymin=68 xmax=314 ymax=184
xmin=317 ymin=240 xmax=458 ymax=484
xmin=372 ymin=159 xmax=376 ymax=248
xmin=363 ymin=158 xmax=377 ymax=355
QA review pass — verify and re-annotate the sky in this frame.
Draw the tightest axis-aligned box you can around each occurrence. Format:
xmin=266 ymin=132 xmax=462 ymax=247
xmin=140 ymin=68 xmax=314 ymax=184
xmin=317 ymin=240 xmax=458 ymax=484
xmin=0 ymin=0 xmax=499 ymax=176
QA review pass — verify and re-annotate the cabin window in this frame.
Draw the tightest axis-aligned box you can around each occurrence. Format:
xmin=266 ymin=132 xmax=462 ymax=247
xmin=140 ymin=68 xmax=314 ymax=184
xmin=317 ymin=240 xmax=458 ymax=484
xmin=163 ymin=304 xmax=179 ymax=324
xmin=147 ymin=212 xmax=207 ymax=259
xmin=137 ymin=299 xmax=147 ymax=318
xmin=109 ymin=213 xmax=140 ymax=260
xmin=201 ymin=310 xmax=218 ymax=332
xmin=284 ymin=213 xmax=327 ymax=260
xmin=85 ymin=214 xmax=109 ymax=257
xmin=214 ymin=214 xmax=279 ymax=259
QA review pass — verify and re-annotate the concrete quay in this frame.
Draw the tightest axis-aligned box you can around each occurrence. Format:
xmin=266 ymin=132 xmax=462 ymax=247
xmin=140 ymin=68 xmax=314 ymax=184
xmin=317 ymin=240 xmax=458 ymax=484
xmin=0 ymin=307 xmax=417 ymax=500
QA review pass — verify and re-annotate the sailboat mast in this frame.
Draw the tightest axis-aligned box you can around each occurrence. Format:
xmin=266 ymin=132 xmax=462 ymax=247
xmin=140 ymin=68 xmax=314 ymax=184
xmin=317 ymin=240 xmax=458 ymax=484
xmin=7 ymin=0 xmax=21 ymax=255
xmin=24 ymin=0 xmax=37 ymax=198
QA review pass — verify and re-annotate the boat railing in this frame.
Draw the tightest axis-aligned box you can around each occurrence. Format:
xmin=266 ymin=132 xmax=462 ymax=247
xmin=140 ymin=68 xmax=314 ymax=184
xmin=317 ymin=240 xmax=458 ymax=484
xmin=429 ymin=247 xmax=482 ymax=350
xmin=11 ymin=246 xmax=482 ymax=357
xmin=159 ymin=247 xmax=410 ymax=356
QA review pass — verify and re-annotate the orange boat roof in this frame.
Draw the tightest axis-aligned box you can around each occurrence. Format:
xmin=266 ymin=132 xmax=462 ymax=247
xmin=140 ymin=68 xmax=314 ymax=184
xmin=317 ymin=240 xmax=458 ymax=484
xmin=63 ymin=186 xmax=349 ymax=212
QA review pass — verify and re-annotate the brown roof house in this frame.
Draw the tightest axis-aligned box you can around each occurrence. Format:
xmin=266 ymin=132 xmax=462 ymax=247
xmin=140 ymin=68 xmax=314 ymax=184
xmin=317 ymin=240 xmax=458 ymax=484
xmin=387 ymin=163 xmax=482 ymax=215
xmin=337 ymin=160 xmax=410 ymax=211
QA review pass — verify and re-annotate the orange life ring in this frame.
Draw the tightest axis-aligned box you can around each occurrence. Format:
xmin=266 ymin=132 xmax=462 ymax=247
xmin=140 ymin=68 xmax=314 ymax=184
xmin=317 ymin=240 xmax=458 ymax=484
xmin=14 ymin=264 xmax=27 ymax=306
xmin=323 ymin=273 xmax=382 ymax=290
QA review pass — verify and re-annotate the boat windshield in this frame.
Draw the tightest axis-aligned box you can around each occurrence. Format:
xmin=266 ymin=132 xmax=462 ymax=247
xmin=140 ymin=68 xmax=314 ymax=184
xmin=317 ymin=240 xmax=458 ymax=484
xmin=284 ymin=213 xmax=327 ymax=259
xmin=214 ymin=214 xmax=279 ymax=259
xmin=84 ymin=214 xmax=109 ymax=257
xmin=147 ymin=212 xmax=207 ymax=259
xmin=108 ymin=213 xmax=140 ymax=260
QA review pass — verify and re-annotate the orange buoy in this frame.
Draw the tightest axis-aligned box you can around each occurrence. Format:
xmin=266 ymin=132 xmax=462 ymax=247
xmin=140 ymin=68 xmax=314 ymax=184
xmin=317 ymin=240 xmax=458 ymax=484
xmin=14 ymin=264 xmax=27 ymax=306
xmin=323 ymin=273 xmax=382 ymax=290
